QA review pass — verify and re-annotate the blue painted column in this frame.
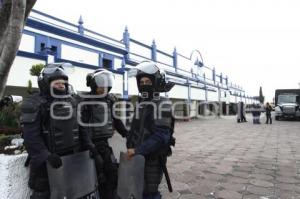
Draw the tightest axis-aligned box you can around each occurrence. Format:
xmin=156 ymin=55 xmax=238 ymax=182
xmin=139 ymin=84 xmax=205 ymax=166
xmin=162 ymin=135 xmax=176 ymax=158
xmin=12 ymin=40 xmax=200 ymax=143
xmin=173 ymin=47 xmax=177 ymax=72
xmin=78 ymin=15 xmax=84 ymax=35
xmin=225 ymin=75 xmax=228 ymax=88
xmin=98 ymin=53 xmax=103 ymax=67
xmin=203 ymin=73 xmax=208 ymax=116
xmin=123 ymin=26 xmax=130 ymax=61
xmin=217 ymin=83 xmax=221 ymax=117
xmin=42 ymin=37 xmax=51 ymax=63
xmin=151 ymin=40 xmax=157 ymax=62
xmin=212 ymin=67 xmax=216 ymax=84
xmin=187 ymin=78 xmax=191 ymax=119
xmin=122 ymin=58 xmax=129 ymax=99
xmin=220 ymin=73 xmax=223 ymax=84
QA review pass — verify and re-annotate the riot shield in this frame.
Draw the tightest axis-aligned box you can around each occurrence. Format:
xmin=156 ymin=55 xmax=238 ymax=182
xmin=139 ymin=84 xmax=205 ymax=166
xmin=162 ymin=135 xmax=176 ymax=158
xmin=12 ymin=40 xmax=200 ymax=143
xmin=47 ymin=150 xmax=99 ymax=199
xmin=117 ymin=152 xmax=145 ymax=199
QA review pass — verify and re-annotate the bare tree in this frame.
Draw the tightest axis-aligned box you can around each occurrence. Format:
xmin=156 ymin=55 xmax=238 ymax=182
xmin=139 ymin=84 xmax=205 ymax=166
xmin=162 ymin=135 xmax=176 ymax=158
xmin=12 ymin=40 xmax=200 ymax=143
xmin=0 ymin=0 xmax=37 ymax=98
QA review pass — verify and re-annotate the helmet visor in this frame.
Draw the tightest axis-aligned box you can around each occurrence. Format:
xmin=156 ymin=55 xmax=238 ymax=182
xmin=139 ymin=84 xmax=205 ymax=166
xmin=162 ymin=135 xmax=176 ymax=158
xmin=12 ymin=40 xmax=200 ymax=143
xmin=94 ymin=70 xmax=114 ymax=88
xmin=42 ymin=63 xmax=74 ymax=75
xmin=129 ymin=61 xmax=159 ymax=77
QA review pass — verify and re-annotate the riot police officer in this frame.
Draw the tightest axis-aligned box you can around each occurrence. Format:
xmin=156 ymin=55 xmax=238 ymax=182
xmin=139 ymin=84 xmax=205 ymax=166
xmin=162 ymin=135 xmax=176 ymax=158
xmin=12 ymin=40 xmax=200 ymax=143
xmin=80 ymin=69 xmax=128 ymax=199
xmin=21 ymin=63 xmax=94 ymax=199
xmin=126 ymin=61 xmax=175 ymax=199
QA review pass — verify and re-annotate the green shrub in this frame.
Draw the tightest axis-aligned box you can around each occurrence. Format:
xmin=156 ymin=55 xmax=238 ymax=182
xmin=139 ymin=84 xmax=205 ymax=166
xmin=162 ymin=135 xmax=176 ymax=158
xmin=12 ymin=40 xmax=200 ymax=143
xmin=30 ymin=63 xmax=45 ymax=77
xmin=0 ymin=103 xmax=21 ymax=129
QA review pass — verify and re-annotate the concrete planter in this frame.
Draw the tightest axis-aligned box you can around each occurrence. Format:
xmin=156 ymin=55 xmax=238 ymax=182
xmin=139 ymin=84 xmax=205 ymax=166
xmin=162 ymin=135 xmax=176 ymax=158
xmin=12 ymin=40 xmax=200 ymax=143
xmin=0 ymin=154 xmax=31 ymax=199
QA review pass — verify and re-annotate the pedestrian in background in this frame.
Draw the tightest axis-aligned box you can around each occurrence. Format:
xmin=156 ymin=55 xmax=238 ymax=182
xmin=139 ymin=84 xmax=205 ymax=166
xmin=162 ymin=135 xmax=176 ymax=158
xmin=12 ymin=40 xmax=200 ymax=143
xmin=265 ymin=102 xmax=272 ymax=124
xmin=252 ymin=103 xmax=261 ymax=124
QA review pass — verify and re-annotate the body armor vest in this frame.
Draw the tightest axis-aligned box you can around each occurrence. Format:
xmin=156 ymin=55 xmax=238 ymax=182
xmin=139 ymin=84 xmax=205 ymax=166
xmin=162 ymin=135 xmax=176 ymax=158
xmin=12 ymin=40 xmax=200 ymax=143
xmin=42 ymin=97 xmax=79 ymax=154
xmin=88 ymin=99 xmax=114 ymax=142
xmin=129 ymin=97 xmax=173 ymax=151
xmin=128 ymin=97 xmax=173 ymax=194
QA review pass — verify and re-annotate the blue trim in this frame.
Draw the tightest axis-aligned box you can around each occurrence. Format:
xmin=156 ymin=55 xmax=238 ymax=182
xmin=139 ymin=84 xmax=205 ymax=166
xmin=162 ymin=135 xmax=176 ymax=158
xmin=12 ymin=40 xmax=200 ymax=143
xmin=151 ymin=40 xmax=157 ymax=62
xmin=31 ymin=9 xmax=123 ymax=44
xmin=55 ymin=58 xmax=99 ymax=69
xmin=98 ymin=53 xmax=103 ymax=68
xmin=34 ymin=34 xmax=47 ymax=54
xmin=23 ymin=10 xmax=250 ymax=97
xmin=173 ymin=48 xmax=177 ymax=69
xmin=26 ymin=18 xmax=127 ymax=55
xmin=102 ymin=54 xmax=115 ymax=69
xmin=33 ymin=34 xmax=62 ymax=58
xmin=22 ymin=31 xmax=35 ymax=37
xmin=60 ymin=39 xmax=123 ymax=59
xmin=49 ymin=39 xmax=62 ymax=58
xmin=157 ymin=49 xmax=173 ymax=58
xmin=55 ymin=58 xmax=124 ymax=74
xmin=24 ymin=29 xmax=124 ymax=60
xmin=17 ymin=51 xmax=48 ymax=61
xmin=130 ymin=39 xmax=152 ymax=49
xmin=129 ymin=52 xmax=151 ymax=61
xmin=123 ymin=72 xmax=129 ymax=99
xmin=123 ymin=29 xmax=130 ymax=61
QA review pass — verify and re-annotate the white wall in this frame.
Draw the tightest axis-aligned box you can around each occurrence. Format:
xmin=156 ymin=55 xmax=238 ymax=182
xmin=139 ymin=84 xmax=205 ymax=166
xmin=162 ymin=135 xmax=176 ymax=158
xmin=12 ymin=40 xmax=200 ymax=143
xmin=207 ymin=91 xmax=219 ymax=102
xmin=7 ymin=56 xmax=46 ymax=88
xmin=110 ymin=74 xmax=123 ymax=95
xmin=220 ymin=90 xmax=230 ymax=104
xmin=114 ymin=58 xmax=123 ymax=69
xmin=168 ymin=85 xmax=188 ymax=99
xmin=128 ymin=78 xmax=139 ymax=96
xmin=229 ymin=95 xmax=236 ymax=103
xmin=190 ymin=87 xmax=206 ymax=101
xmin=67 ymin=66 xmax=94 ymax=92
xmin=19 ymin=34 xmax=35 ymax=53
xmin=130 ymin=42 xmax=151 ymax=60
xmin=61 ymin=44 xmax=99 ymax=66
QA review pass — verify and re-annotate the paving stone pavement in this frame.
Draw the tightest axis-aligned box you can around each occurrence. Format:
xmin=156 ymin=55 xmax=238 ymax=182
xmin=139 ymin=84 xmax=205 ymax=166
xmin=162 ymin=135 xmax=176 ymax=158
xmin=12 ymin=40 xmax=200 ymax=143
xmin=110 ymin=115 xmax=300 ymax=199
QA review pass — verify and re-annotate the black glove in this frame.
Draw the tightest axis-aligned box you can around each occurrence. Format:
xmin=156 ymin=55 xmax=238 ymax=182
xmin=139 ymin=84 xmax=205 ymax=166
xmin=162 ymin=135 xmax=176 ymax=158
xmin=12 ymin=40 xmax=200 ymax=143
xmin=121 ymin=130 xmax=129 ymax=138
xmin=47 ymin=154 xmax=62 ymax=169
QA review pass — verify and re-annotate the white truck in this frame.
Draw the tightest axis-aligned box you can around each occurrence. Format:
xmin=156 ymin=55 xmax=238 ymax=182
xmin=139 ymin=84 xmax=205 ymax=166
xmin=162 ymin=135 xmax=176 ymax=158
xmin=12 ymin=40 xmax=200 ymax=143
xmin=274 ymin=89 xmax=300 ymax=120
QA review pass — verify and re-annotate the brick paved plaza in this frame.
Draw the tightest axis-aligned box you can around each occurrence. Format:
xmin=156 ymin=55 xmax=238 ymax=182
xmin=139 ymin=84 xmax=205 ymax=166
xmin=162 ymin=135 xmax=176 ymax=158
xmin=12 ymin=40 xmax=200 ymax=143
xmin=158 ymin=115 xmax=300 ymax=199
xmin=110 ymin=114 xmax=300 ymax=199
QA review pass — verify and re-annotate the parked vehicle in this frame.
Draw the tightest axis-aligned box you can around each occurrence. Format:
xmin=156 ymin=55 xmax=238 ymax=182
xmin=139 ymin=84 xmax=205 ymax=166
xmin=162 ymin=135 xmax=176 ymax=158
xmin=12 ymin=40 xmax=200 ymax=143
xmin=274 ymin=89 xmax=300 ymax=120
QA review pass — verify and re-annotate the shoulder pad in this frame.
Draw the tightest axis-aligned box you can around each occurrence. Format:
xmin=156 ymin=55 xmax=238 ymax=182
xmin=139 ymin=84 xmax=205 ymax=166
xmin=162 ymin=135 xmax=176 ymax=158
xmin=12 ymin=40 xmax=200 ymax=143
xmin=20 ymin=94 xmax=44 ymax=124
xmin=68 ymin=95 xmax=79 ymax=107
xmin=107 ymin=93 xmax=118 ymax=103
xmin=70 ymin=93 xmax=82 ymax=102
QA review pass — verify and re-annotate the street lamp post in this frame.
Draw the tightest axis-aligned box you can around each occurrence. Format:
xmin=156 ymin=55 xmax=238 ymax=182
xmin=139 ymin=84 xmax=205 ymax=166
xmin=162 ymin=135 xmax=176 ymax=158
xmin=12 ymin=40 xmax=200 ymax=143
xmin=190 ymin=49 xmax=204 ymax=77
xmin=189 ymin=50 xmax=204 ymax=117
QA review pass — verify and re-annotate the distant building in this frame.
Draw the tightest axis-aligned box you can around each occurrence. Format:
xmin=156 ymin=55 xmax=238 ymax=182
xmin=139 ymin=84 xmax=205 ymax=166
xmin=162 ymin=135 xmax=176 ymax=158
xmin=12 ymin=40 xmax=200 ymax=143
xmin=5 ymin=9 xmax=258 ymax=116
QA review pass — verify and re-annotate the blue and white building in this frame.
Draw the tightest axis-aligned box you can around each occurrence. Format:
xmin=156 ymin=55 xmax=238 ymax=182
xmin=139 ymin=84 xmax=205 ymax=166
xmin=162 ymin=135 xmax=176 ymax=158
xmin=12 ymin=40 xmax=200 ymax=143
xmin=5 ymin=9 xmax=258 ymax=116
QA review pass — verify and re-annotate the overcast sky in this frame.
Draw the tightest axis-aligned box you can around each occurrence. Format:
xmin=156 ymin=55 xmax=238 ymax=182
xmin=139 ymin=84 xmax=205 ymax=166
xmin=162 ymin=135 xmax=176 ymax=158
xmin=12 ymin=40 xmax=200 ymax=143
xmin=34 ymin=0 xmax=300 ymax=102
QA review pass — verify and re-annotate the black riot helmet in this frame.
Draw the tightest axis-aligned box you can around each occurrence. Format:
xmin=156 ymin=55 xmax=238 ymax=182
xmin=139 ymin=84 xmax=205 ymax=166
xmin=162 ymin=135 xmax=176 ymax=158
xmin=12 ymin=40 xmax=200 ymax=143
xmin=133 ymin=61 xmax=175 ymax=94
xmin=38 ymin=63 xmax=72 ymax=95
xmin=86 ymin=69 xmax=114 ymax=94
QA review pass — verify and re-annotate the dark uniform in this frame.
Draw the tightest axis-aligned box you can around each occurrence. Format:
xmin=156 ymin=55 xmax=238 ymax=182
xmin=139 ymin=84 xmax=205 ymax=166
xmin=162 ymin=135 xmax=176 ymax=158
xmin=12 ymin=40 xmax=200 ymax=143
xmin=20 ymin=63 xmax=94 ymax=199
xmin=127 ymin=97 xmax=174 ymax=198
xmin=265 ymin=103 xmax=272 ymax=124
xmin=81 ymin=69 xmax=128 ymax=199
xmin=126 ymin=61 xmax=175 ymax=199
